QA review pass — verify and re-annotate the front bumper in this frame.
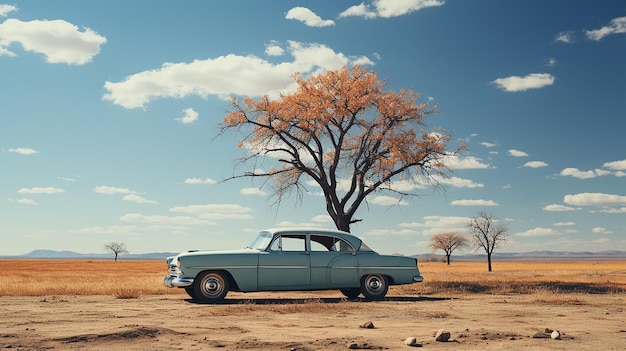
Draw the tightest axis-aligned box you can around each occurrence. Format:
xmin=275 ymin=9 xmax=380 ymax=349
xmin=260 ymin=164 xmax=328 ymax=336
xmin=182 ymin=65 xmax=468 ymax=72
xmin=413 ymin=275 xmax=424 ymax=283
xmin=163 ymin=275 xmax=194 ymax=288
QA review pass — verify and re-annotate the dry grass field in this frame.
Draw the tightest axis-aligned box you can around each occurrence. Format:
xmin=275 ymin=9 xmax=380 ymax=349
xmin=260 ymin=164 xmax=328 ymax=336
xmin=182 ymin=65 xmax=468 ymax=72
xmin=1 ymin=259 xmax=624 ymax=350
xmin=1 ymin=259 xmax=624 ymax=298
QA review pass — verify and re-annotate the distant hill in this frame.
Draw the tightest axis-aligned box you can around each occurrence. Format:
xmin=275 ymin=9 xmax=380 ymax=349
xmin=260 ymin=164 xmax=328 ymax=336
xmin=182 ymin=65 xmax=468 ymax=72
xmin=0 ymin=249 xmax=178 ymax=260
xmin=1 ymin=249 xmax=625 ymax=260
xmin=415 ymin=250 xmax=626 ymax=261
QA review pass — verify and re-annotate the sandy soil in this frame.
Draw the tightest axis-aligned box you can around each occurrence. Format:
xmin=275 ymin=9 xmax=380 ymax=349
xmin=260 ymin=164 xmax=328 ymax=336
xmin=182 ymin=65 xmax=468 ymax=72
xmin=1 ymin=292 xmax=624 ymax=350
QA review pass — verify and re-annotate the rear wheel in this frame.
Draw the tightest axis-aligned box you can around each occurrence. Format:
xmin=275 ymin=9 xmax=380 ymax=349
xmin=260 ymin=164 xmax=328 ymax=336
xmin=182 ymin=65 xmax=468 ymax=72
xmin=340 ymin=288 xmax=361 ymax=299
xmin=360 ymin=274 xmax=388 ymax=300
xmin=193 ymin=271 xmax=229 ymax=303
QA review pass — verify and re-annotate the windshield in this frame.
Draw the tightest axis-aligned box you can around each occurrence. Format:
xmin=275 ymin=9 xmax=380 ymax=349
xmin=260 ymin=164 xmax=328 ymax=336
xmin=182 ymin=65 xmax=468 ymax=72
xmin=248 ymin=231 xmax=273 ymax=250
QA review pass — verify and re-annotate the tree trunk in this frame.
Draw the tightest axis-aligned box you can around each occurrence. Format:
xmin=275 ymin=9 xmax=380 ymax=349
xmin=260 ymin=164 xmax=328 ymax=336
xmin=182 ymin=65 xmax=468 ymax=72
xmin=334 ymin=214 xmax=351 ymax=233
xmin=446 ymin=254 xmax=451 ymax=265
xmin=487 ymin=253 xmax=492 ymax=272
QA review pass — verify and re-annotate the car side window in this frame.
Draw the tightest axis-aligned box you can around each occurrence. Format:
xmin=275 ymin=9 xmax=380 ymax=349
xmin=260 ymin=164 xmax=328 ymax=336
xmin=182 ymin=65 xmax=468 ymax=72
xmin=332 ymin=238 xmax=354 ymax=252
xmin=269 ymin=234 xmax=306 ymax=252
xmin=310 ymin=235 xmax=354 ymax=252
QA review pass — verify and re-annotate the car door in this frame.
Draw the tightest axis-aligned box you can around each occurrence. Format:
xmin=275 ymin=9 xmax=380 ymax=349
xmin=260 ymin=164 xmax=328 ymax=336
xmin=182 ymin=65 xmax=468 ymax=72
xmin=257 ymin=233 xmax=311 ymax=289
xmin=309 ymin=235 xmax=359 ymax=288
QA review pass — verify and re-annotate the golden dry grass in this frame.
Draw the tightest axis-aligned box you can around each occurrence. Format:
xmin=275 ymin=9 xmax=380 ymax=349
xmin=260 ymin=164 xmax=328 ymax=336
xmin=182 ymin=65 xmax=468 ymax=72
xmin=0 ymin=259 xmax=177 ymax=298
xmin=1 ymin=259 xmax=624 ymax=299
xmin=392 ymin=260 xmax=626 ymax=304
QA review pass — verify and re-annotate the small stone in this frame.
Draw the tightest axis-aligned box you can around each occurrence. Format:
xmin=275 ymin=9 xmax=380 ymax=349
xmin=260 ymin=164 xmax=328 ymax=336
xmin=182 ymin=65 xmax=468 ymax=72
xmin=360 ymin=321 xmax=375 ymax=329
xmin=551 ymin=330 xmax=561 ymax=340
xmin=404 ymin=337 xmax=419 ymax=346
xmin=435 ymin=329 xmax=451 ymax=342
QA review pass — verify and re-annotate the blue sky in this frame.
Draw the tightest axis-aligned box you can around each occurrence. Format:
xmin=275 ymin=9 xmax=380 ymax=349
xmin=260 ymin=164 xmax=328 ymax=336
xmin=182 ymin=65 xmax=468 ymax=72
xmin=1 ymin=0 xmax=625 ymax=256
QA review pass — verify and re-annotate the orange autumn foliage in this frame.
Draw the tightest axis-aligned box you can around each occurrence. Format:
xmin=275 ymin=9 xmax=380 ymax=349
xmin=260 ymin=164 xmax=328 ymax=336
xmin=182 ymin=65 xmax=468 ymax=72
xmin=221 ymin=65 xmax=463 ymax=232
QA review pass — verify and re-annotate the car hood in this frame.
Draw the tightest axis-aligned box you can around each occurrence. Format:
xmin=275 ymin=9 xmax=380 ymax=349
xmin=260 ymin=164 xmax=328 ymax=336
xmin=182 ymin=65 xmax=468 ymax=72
xmin=176 ymin=248 xmax=260 ymax=258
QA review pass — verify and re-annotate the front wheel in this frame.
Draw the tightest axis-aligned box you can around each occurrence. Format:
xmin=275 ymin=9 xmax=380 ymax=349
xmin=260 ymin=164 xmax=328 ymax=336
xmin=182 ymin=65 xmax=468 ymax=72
xmin=361 ymin=274 xmax=388 ymax=300
xmin=193 ymin=271 xmax=229 ymax=303
xmin=184 ymin=286 xmax=196 ymax=299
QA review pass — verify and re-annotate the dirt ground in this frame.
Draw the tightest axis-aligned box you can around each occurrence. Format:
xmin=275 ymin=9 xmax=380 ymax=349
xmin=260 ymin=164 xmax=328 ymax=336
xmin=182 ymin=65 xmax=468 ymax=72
xmin=1 ymin=291 xmax=624 ymax=350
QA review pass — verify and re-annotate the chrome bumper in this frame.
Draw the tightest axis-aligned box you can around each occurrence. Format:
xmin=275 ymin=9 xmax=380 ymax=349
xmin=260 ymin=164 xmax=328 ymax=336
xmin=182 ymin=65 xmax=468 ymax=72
xmin=413 ymin=275 xmax=424 ymax=283
xmin=163 ymin=275 xmax=194 ymax=288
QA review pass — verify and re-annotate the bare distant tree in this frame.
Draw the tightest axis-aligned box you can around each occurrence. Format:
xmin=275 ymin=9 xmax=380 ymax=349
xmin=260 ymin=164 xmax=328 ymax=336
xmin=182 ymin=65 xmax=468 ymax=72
xmin=104 ymin=242 xmax=128 ymax=261
xmin=467 ymin=211 xmax=508 ymax=272
xmin=429 ymin=232 xmax=469 ymax=265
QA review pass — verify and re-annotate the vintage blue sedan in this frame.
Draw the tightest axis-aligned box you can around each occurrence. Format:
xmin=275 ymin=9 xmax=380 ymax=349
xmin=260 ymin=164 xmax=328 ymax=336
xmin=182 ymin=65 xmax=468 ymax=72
xmin=163 ymin=228 xmax=423 ymax=302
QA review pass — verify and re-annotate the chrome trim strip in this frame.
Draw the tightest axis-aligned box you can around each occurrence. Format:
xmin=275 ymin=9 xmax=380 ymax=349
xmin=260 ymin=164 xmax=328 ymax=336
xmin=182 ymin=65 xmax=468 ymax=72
xmin=187 ymin=265 xmax=256 ymax=270
xmin=258 ymin=265 xmax=309 ymax=269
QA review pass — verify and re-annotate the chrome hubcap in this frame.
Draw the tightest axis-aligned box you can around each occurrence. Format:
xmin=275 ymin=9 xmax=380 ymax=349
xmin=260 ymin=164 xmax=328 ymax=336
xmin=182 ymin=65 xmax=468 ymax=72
xmin=203 ymin=277 xmax=222 ymax=296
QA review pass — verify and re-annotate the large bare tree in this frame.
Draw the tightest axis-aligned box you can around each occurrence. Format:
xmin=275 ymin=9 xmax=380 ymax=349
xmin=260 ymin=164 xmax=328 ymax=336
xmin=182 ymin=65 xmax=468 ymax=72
xmin=429 ymin=232 xmax=469 ymax=265
xmin=467 ymin=211 xmax=508 ymax=271
xmin=220 ymin=65 xmax=462 ymax=232
xmin=104 ymin=242 xmax=128 ymax=261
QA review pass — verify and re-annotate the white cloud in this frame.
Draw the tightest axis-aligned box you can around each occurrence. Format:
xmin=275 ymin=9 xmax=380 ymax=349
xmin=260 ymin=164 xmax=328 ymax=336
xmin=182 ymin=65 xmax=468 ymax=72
xmin=184 ymin=177 xmax=217 ymax=185
xmin=93 ymin=185 xmax=131 ymax=195
xmin=592 ymin=227 xmax=612 ymax=234
xmin=7 ymin=147 xmax=37 ymax=155
xmin=542 ymin=204 xmax=578 ymax=212
xmin=17 ymin=187 xmax=65 ymax=194
xmin=169 ymin=203 xmax=254 ymax=220
xmin=0 ymin=18 xmax=106 ymax=64
xmin=444 ymin=154 xmax=490 ymax=169
xmin=560 ymin=167 xmax=611 ymax=179
xmin=11 ymin=198 xmax=38 ymax=205
xmin=435 ymin=175 xmax=484 ymax=188
xmin=480 ymin=142 xmax=497 ymax=148
xmin=450 ymin=199 xmax=498 ymax=206
xmin=339 ymin=0 xmax=445 ymax=19
xmin=365 ymin=228 xmax=419 ymax=236
xmin=523 ymin=161 xmax=548 ymax=168
xmin=311 ymin=214 xmax=332 ymax=223
xmin=491 ymin=73 xmax=555 ymax=92
xmin=0 ymin=4 xmax=17 ymax=17
xmin=369 ymin=195 xmax=408 ymax=206
xmin=515 ymin=227 xmax=559 ymax=237
xmin=123 ymin=194 xmax=158 ymax=204
xmin=585 ymin=16 xmax=626 ymax=41
xmin=240 ymin=187 xmax=267 ymax=196
xmin=564 ymin=192 xmax=626 ymax=207
xmin=120 ymin=213 xmax=214 ymax=226
xmin=603 ymin=159 xmax=626 ymax=171
xmin=175 ymin=107 xmax=198 ymax=124
xmin=285 ymin=7 xmax=335 ymax=27
xmin=553 ymin=221 xmax=575 ymax=226
xmin=265 ymin=41 xmax=284 ymax=56
xmin=554 ymin=31 xmax=575 ymax=43
xmin=508 ymin=149 xmax=528 ymax=157
xmin=103 ymin=41 xmax=373 ymax=109
xmin=399 ymin=215 xmax=470 ymax=236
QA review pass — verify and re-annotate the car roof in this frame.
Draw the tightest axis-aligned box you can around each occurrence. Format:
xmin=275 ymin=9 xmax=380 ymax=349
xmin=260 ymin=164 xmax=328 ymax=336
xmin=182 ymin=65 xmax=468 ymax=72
xmin=261 ymin=227 xmax=363 ymax=249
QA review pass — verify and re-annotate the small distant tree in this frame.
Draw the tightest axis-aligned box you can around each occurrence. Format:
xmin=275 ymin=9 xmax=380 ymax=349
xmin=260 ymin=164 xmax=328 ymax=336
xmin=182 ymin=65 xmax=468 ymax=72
xmin=429 ymin=232 xmax=469 ymax=265
xmin=467 ymin=211 xmax=508 ymax=272
xmin=104 ymin=242 xmax=128 ymax=261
